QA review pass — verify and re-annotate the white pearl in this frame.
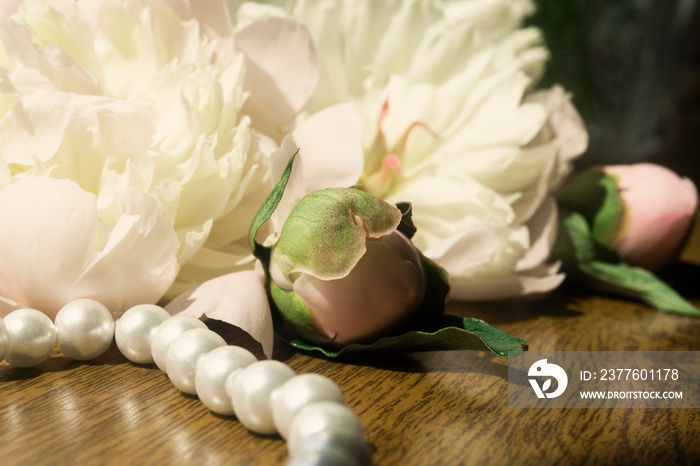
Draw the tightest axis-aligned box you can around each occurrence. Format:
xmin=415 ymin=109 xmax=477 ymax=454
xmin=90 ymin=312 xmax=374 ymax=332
xmin=226 ymin=360 xmax=295 ymax=434
xmin=286 ymin=447 xmax=361 ymax=466
xmin=0 ymin=318 xmax=9 ymax=361
xmin=194 ymin=346 xmax=257 ymax=415
xmin=166 ymin=328 xmax=226 ymax=394
xmin=150 ymin=315 xmax=207 ymax=373
xmin=271 ymin=374 xmax=345 ymax=439
xmin=55 ymin=299 xmax=114 ymax=360
xmin=287 ymin=402 xmax=365 ymax=457
xmin=3 ymin=309 xmax=56 ymax=367
xmin=289 ymin=430 xmax=373 ymax=466
xmin=115 ymin=304 xmax=170 ymax=364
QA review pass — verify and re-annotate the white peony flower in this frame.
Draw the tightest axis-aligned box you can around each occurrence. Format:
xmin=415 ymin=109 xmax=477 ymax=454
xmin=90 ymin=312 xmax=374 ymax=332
xmin=0 ymin=0 xmax=321 ymax=353
xmin=234 ymin=0 xmax=588 ymax=300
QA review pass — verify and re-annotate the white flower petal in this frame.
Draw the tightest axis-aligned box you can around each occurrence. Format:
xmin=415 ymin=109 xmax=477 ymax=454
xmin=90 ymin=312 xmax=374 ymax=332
xmin=0 ymin=177 xmax=179 ymax=317
xmin=291 ymin=102 xmax=364 ymax=192
xmin=423 ymin=226 xmax=500 ymax=273
xmin=0 ymin=177 xmax=98 ymax=316
xmin=516 ymin=197 xmax=558 ymax=271
xmin=77 ymin=189 xmax=181 ymax=314
xmin=165 ymin=271 xmax=274 ymax=358
xmin=235 ymin=16 xmax=318 ymax=140
xmin=449 ymin=264 xmax=564 ymax=301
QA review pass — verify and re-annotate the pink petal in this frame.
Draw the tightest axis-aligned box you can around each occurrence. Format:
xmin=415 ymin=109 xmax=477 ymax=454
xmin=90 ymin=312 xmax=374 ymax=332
xmin=161 ymin=0 xmax=234 ymax=40
xmin=235 ymin=16 xmax=319 ymax=140
xmin=165 ymin=271 xmax=274 ymax=358
xmin=606 ymin=163 xmax=699 ymax=270
xmin=0 ymin=0 xmax=20 ymax=15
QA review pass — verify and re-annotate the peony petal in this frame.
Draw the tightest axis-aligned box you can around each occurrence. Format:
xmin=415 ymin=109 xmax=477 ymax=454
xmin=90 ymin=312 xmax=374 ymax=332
xmin=0 ymin=90 xmax=154 ymax=188
xmin=0 ymin=177 xmax=183 ymax=317
xmin=265 ymin=104 xmax=363 ymax=234
xmin=162 ymin=0 xmax=234 ymax=40
xmin=0 ymin=177 xmax=178 ymax=318
xmin=0 ymin=177 xmax=99 ymax=317
xmin=526 ymin=85 xmax=588 ymax=163
xmin=76 ymin=188 xmax=181 ymax=315
xmin=423 ymin=226 xmax=500 ymax=274
xmin=235 ymin=16 xmax=318 ymax=140
xmin=165 ymin=271 xmax=274 ymax=358
xmin=0 ymin=296 xmax=20 ymax=316
xmin=516 ymin=197 xmax=558 ymax=272
xmin=0 ymin=0 xmax=20 ymax=15
xmin=291 ymin=102 xmax=364 ymax=192
xmin=449 ymin=264 xmax=564 ymax=301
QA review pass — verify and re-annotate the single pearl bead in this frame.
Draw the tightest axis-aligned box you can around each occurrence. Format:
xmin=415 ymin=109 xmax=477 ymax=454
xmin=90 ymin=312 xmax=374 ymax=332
xmin=286 ymin=447 xmax=362 ymax=466
xmin=151 ymin=315 xmax=207 ymax=373
xmin=226 ymin=360 xmax=295 ymax=434
xmin=115 ymin=304 xmax=170 ymax=364
xmin=289 ymin=430 xmax=373 ymax=466
xmin=194 ymin=346 xmax=257 ymax=415
xmin=55 ymin=299 xmax=114 ymax=360
xmin=3 ymin=309 xmax=56 ymax=367
xmin=0 ymin=318 xmax=9 ymax=361
xmin=165 ymin=328 xmax=226 ymax=394
xmin=287 ymin=402 xmax=365 ymax=458
xmin=271 ymin=374 xmax=345 ymax=439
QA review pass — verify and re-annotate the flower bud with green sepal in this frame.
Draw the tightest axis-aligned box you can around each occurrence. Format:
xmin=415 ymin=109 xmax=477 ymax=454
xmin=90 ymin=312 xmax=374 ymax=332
xmin=269 ymin=188 xmax=427 ymax=345
xmin=249 ymin=153 xmax=528 ymax=357
xmin=554 ymin=164 xmax=700 ymax=316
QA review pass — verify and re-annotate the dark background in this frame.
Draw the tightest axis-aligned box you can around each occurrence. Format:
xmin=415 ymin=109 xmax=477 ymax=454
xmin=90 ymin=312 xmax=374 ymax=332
xmin=529 ymin=0 xmax=700 ymax=184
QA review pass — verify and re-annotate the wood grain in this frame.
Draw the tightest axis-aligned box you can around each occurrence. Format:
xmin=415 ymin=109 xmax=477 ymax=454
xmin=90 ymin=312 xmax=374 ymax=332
xmin=1 ymin=229 xmax=700 ymax=465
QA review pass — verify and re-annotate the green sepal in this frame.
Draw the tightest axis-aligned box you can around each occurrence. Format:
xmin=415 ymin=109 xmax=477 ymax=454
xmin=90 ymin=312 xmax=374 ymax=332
xmin=272 ymin=187 xmax=402 ymax=281
xmin=556 ymin=167 xmax=625 ymax=245
xmin=248 ymin=150 xmax=298 ymax=270
xmin=415 ymin=251 xmax=451 ymax=317
xmin=278 ymin=314 xmax=528 ymax=358
xmin=395 ymin=202 xmax=417 ymax=239
xmin=269 ymin=281 xmax=332 ymax=346
xmin=554 ymin=209 xmax=700 ymax=315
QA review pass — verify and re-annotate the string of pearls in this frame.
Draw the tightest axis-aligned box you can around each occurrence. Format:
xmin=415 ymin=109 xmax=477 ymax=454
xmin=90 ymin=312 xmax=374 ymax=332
xmin=0 ymin=299 xmax=373 ymax=465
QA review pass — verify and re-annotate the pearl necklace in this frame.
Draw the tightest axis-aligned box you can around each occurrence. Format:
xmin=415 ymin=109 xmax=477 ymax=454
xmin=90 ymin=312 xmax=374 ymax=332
xmin=0 ymin=299 xmax=373 ymax=465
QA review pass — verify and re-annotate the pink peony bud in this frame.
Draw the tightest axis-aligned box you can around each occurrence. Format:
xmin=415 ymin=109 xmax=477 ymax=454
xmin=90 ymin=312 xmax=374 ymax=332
xmin=604 ymin=163 xmax=698 ymax=270
xmin=288 ymin=230 xmax=426 ymax=345
xmin=269 ymin=188 xmax=428 ymax=345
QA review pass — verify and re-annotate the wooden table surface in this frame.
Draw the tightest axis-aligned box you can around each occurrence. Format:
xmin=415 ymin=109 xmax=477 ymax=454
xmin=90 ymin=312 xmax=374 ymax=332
xmin=2 ymin=227 xmax=700 ymax=466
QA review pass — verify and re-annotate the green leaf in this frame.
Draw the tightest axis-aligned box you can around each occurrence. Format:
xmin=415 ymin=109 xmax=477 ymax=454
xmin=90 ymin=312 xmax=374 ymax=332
xmin=279 ymin=314 xmax=528 ymax=358
xmin=579 ymin=260 xmax=700 ymax=316
xmin=248 ymin=150 xmax=298 ymax=267
xmin=555 ymin=209 xmax=700 ymax=316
